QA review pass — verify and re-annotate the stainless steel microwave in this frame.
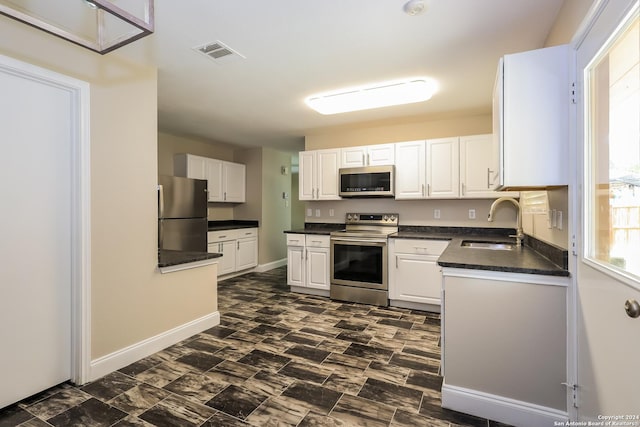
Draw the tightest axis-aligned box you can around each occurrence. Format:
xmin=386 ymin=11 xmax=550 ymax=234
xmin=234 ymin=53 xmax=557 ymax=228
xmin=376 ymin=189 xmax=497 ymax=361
xmin=339 ymin=165 xmax=395 ymax=198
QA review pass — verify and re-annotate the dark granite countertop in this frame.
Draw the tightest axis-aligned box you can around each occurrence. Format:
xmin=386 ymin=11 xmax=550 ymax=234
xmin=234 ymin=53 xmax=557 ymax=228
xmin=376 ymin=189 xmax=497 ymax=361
xmin=208 ymin=220 xmax=259 ymax=231
xmin=284 ymin=223 xmax=345 ymax=235
xmin=158 ymin=250 xmax=222 ymax=268
xmin=392 ymin=226 xmax=570 ymax=277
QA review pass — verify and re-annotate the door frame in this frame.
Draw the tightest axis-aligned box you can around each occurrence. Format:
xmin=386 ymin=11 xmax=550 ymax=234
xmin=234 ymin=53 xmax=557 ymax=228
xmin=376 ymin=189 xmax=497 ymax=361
xmin=0 ymin=54 xmax=92 ymax=385
xmin=569 ymin=0 xmax=639 ymax=419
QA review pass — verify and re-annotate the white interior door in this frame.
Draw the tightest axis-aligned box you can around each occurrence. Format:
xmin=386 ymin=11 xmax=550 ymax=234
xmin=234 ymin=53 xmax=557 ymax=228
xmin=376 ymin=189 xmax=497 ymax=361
xmin=0 ymin=59 xmax=75 ymax=408
xmin=574 ymin=0 xmax=640 ymax=418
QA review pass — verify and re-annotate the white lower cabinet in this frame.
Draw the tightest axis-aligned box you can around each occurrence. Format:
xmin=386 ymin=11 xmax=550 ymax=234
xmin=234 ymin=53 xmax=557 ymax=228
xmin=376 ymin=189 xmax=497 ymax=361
xmin=286 ymin=234 xmax=330 ymax=296
xmin=388 ymin=238 xmax=449 ymax=311
xmin=208 ymin=228 xmax=258 ymax=276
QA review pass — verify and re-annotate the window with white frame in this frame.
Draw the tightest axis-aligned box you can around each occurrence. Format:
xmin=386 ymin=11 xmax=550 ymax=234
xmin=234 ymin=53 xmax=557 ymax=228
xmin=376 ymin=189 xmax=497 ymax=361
xmin=585 ymin=12 xmax=640 ymax=278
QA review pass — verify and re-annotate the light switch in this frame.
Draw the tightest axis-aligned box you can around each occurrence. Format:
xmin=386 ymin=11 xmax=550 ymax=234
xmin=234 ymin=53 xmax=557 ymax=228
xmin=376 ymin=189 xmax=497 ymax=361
xmin=306 ymin=208 xmax=312 ymax=217
xmin=329 ymin=209 xmax=335 ymax=217
xmin=468 ymin=209 xmax=476 ymax=219
xmin=315 ymin=209 xmax=321 ymax=217
xmin=557 ymin=211 xmax=563 ymax=230
xmin=434 ymin=209 xmax=441 ymax=219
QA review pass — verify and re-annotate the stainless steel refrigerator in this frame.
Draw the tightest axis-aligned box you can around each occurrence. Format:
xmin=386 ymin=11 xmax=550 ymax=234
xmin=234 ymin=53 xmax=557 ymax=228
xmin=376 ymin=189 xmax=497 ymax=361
xmin=158 ymin=175 xmax=208 ymax=252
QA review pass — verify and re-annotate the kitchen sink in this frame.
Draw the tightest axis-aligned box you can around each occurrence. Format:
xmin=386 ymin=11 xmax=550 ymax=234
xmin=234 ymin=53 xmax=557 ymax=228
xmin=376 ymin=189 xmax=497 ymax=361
xmin=460 ymin=241 xmax=516 ymax=250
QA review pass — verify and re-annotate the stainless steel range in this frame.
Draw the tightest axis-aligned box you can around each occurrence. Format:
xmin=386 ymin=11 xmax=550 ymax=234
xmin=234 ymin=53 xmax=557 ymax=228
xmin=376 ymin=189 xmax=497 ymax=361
xmin=330 ymin=213 xmax=398 ymax=306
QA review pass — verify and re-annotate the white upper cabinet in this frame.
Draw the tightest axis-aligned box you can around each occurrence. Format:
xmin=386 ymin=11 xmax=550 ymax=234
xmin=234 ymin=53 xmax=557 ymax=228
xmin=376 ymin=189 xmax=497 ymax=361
xmin=223 ymin=161 xmax=245 ymax=202
xmin=492 ymin=44 xmax=570 ymax=190
xmin=174 ymin=154 xmax=245 ymax=203
xmin=299 ymin=149 xmax=341 ymax=201
xmin=395 ymin=138 xmax=459 ymax=199
xmin=394 ymin=140 xmax=426 ymax=199
xmin=460 ymin=134 xmax=499 ymax=198
xmin=340 ymin=143 xmax=395 ymax=167
xmin=427 ymin=137 xmax=459 ymax=199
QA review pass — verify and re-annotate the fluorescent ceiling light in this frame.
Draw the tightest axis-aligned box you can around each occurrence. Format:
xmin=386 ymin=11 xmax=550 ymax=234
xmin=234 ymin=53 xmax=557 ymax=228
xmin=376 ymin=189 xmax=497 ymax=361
xmin=305 ymin=78 xmax=437 ymax=115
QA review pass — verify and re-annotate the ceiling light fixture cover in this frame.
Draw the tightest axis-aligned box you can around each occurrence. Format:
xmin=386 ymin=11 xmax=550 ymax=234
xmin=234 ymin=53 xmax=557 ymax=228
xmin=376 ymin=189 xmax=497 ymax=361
xmin=305 ymin=78 xmax=438 ymax=115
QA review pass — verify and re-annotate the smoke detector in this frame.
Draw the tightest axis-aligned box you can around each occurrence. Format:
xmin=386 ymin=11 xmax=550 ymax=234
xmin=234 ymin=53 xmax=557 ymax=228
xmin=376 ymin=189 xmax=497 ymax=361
xmin=403 ymin=0 xmax=427 ymax=16
xmin=193 ymin=41 xmax=245 ymax=64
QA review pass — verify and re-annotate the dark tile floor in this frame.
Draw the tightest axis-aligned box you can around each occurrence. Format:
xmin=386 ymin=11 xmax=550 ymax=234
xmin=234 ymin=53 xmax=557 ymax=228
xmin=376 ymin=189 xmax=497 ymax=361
xmin=0 ymin=267 xmax=510 ymax=427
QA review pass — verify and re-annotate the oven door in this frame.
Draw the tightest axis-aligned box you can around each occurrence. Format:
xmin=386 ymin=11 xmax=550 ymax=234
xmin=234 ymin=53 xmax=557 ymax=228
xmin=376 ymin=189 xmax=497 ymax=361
xmin=330 ymin=237 xmax=387 ymax=290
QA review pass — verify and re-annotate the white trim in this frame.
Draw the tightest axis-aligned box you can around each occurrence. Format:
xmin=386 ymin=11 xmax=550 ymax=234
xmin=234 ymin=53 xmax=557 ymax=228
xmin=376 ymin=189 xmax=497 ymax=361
xmin=89 ymin=311 xmax=220 ymax=381
xmin=254 ymin=258 xmax=287 ymax=272
xmin=389 ymin=299 xmax=440 ymax=313
xmin=441 ymin=267 xmax=571 ymax=287
xmin=159 ymin=258 xmax=218 ymax=274
xmin=441 ymin=383 xmax=568 ymax=427
xmin=0 ymin=54 xmax=92 ymax=386
xmin=290 ymin=286 xmax=330 ymax=297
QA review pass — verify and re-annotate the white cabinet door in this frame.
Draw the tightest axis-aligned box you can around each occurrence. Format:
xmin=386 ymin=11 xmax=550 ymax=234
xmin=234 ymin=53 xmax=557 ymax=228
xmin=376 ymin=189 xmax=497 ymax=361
xmin=316 ymin=149 xmax=341 ymax=200
xmin=287 ymin=245 xmax=305 ymax=287
xmin=236 ymin=237 xmax=257 ymax=271
xmin=392 ymin=254 xmax=442 ymax=305
xmin=206 ymin=158 xmax=224 ymax=202
xmin=341 ymin=146 xmax=368 ymax=168
xmin=306 ymin=246 xmax=330 ymax=290
xmin=427 ymin=137 xmax=459 ymax=198
xmin=367 ymin=143 xmax=395 ymax=165
xmin=218 ymin=240 xmax=237 ymax=276
xmin=299 ymin=148 xmax=341 ymax=201
xmin=494 ymin=44 xmax=570 ymax=189
xmin=460 ymin=134 xmax=495 ymax=198
xmin=394 ymin=140 xmax=426 ymax=199
xmin=341 ymin=144 xmax=395 ymax=167
xmin=298 ymin=151 xmax=315 ymax=200
xmin=223 ymin=162 xmax=246 ymax=202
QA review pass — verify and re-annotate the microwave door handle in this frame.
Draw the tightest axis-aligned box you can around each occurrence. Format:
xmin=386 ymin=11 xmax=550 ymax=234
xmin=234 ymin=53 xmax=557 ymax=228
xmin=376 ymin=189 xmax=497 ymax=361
xmin=158 ymin=184 xmax=164 ymax=218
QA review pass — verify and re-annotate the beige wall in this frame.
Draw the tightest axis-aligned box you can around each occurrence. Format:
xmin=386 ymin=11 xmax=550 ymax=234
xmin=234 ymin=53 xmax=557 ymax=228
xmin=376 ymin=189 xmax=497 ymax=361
xmin=0 ymin=17 xmax=218 ymax=362
xmin=305 ymin=111 xmax=491 ymax=150
xmin=545 ymin=0 xmax=595 ymax=47
xmin=261 ymin=148 xmax=292 ymax=264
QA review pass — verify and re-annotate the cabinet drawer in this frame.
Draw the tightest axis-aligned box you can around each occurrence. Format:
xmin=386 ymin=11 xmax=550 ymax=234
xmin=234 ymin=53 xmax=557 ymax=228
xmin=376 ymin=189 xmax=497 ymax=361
xmin=305 ymin=235 xmax=330 ymax=248
xmin=208 ymin=229 xmax=239 ymax=243
xmin=393 ymin=239 xmax=449 ymax=255
xmin=237 ymin=228 xmax=258 ymax=238
xmin=286 ymin=234 xmax=305 ymax=246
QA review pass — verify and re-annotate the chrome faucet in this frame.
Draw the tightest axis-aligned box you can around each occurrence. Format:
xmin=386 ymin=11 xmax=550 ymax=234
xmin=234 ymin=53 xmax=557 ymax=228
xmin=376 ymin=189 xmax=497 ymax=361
xmin=488 ymin=197 xmax=524 ymax=247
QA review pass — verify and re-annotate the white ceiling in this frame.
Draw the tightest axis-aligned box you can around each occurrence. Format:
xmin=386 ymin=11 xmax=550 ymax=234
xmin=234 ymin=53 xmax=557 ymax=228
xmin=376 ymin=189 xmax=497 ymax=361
xmin=147 ymin=0 xmax=564 ymax=151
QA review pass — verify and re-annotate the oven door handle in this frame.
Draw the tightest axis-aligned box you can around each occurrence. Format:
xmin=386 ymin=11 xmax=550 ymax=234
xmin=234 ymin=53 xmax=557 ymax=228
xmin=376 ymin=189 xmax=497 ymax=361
xmin=331 ymin=237 xmax=387 ymax=244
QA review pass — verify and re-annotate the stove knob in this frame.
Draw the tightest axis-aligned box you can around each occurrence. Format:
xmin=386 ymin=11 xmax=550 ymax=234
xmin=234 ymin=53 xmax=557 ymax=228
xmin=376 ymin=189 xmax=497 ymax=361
xmin=383 ymin=215 xmax=389 ymax=221
xmin=347 ymin=214 xmax=352 ymax=221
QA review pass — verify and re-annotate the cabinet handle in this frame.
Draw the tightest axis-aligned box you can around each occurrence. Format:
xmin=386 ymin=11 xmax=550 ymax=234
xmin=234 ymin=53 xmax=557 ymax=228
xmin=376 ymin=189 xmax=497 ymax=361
xmin=219 ymin=235 xmax=227 ymax=238
xmin=427 ymin=184 xmax=431 ymax=196
xmin=362 ymin=153 xmax=365 ymax=165
xmin=395 ymin=255 xmax=398 ymax=268
xmin=461 ymin=182 xmax=465 ymax=196
xmin=305 ymin=249 xmax=308 ymax=260
xmin=625 ymin=299 xmax=640 ymax=318
xmin=218 ymin=243 xmax=222 ymax=253
xmin=421 ymin=184 xmax=425 ymax=197
xmin=237 ymin=241 xmax=240 ymax=250
xmin=367 ymin=153 xmax=370 ymax=165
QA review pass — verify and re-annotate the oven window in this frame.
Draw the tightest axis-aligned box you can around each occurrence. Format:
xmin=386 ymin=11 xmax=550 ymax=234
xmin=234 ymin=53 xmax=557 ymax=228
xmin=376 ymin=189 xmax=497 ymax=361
xmin=333 ymin=243 xmax=383 ymax=284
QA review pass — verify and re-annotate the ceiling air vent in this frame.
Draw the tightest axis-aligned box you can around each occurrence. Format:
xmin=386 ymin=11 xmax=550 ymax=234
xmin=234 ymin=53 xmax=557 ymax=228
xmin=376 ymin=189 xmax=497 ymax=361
xmin=193 ymin=41 xmax=245 ymax=64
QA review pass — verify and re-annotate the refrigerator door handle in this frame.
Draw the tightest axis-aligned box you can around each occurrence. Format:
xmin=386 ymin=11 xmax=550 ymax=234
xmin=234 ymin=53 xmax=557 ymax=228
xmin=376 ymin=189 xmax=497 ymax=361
xmin=158 ymin=184 xmax=165 ymax=218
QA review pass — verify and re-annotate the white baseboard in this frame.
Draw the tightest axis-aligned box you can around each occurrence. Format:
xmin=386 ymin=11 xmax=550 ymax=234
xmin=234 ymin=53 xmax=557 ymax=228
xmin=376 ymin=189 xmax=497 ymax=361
xmin=89 ymin=311 xmax=220 ymax=382
xmin=389 ymin=299 xmax=441 ymax=313
xmin=254 ymin=258 xmax=286 ymax=272
xmin=441 ymin=383 xmax=568 ymax=427
xmin=290 ymin=285 xmax=330 ymax=297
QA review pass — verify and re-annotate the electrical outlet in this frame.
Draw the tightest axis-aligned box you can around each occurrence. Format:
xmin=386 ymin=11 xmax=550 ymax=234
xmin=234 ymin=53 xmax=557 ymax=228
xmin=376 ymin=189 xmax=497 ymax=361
xmin=306 ymin=208 xmax=312 ymax=217
xmin=468 ymin=209 xmax=476 ymax=220
xmin=434 ymin=209 xmax=441 ymax=219
xmin=329 ymin=209 xmax=334 ymax=217
xmin=315 ymin=209 xmax=321 ymax=217
xmin=551 ymin=209 xmax=557 ymax=228
xmin=557 ymin=211 xmax=563 ymax=230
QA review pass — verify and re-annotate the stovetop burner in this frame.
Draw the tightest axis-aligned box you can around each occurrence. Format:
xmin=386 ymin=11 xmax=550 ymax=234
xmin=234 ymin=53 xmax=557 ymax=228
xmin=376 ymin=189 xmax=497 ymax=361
xmin=330 ymin=213 xmax=399 ymax=239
